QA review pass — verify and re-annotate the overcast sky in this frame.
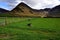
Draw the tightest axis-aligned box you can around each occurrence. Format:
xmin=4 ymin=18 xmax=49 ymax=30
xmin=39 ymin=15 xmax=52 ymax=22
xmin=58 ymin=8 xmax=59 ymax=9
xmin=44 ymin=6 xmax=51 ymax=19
xmin=0 ymin=0 xmax=60 ymax=11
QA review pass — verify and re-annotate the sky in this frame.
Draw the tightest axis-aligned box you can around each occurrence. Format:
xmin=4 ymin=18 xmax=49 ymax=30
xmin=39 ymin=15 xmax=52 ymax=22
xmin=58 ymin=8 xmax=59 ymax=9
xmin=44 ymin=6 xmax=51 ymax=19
xmin=0 ymin=0 xmax=60 ymax=11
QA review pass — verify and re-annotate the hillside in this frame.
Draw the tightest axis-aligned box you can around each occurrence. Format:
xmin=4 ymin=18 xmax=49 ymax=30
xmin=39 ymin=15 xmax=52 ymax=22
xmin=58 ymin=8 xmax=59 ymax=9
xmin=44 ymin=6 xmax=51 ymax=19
xmin=0 ymin=3 xmax=49 ymax=17
xmin=0 ymin=3 xmax=60 ymax=17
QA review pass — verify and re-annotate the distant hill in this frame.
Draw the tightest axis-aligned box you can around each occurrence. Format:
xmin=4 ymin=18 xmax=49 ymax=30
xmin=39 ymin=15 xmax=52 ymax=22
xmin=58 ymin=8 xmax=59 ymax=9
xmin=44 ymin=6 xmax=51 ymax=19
xmin=49 ymin=5 xmax=60 ymax=17
xmin=0 ymin=8 xmax=12 ymax=17
xmin=0 ymin=3 xmax=60 ymax=17
xmin=0 ymin=8 xmax=14 ymax=17
xmin=0 ymin=8 xmax=8 ymax=13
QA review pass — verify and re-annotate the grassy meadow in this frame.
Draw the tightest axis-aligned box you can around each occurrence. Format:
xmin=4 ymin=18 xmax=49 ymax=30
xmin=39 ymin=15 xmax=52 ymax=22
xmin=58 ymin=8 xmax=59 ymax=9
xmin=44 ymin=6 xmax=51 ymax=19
xmin=0 ymin=17 xmax=60 ymax=40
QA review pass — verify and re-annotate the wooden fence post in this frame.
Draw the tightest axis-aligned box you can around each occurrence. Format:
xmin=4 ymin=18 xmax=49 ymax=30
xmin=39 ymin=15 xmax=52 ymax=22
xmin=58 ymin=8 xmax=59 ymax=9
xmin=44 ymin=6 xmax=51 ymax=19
xmin=5 ymin=17 xmax=8 ymax=25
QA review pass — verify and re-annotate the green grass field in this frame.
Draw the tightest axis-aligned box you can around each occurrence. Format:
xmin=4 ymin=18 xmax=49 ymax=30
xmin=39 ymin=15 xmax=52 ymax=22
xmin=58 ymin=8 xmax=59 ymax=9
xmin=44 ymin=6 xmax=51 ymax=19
xmin=0 ymin=17 xmax=60 ymax=40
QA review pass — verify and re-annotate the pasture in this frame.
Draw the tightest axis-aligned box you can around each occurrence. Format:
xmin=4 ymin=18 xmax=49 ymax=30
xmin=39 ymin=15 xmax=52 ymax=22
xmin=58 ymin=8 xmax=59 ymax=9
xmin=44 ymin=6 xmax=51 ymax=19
xmin=0 ymin=17 xmax=60 ymax=40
